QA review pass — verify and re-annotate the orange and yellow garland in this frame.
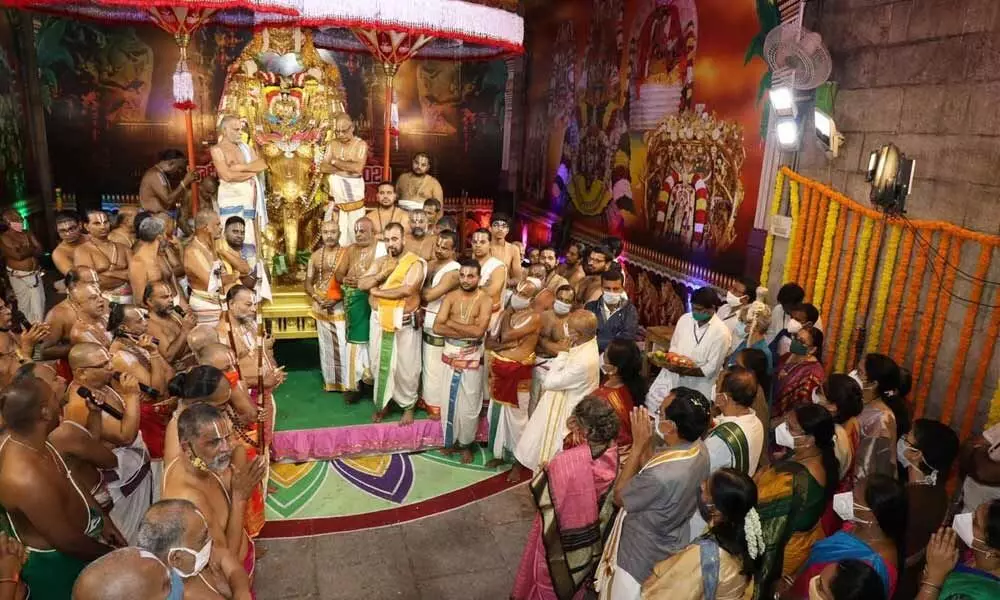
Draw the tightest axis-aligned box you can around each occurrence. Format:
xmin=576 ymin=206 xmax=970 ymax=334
xmin=825 ymin=214 xmax=862 ymax=375
xmin=909 ymin=235 xmax=952 ymax=418
xmin=834 ymin=216 xmax=874 ymax=372
xmin=950 ymin=245 xmax=993 ymax=434
xmin=759 ymin=170 xmax=785 ymax=284
xmin=783 ymin=181 xmax=804 ymax=284
xmin=865 ymin=223 xmax=902 ymax=355
xmin=877 ymin=228 xmax=914 ymax=355
xmin=846 ymin=219 xmax=884 ymax=364
xmin=918 ymin=240 xmax=961 ymax=419
xmin=804 ymin=194 xmax=829 ymax=296
xmin=820 ymin=204 xmax=847 ymax=324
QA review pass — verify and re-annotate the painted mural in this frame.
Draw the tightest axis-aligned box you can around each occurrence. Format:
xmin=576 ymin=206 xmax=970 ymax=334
xmin=522 ymin=0 xmax=771 ymax=275
xmin=29 ymin=16 xmax=507 ymax=206
xmin=0 ymin=10 xmax=28 ymax=208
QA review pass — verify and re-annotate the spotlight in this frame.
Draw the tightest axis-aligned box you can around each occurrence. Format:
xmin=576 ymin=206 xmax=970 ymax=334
xmin=866 ymin=143 xmax=915 ymax=214
xmin=814 ymin=109 xmax=844 ymax=158
xmin=776 ymin=118 xmax=800 ymax=149
xmin=769 ymin=86 xmax=796 ymax=117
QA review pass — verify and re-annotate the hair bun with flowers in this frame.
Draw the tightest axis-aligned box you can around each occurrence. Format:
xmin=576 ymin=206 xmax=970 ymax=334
xmin=744 ymin=507 xmax=764 ymax=560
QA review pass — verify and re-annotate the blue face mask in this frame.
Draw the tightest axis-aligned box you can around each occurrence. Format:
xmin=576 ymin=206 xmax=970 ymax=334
xmin=167 ymin=568 xmax=184 ymax=600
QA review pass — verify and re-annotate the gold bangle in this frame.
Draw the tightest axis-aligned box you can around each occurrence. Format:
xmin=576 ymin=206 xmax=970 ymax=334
xmin=921 ymin=581 xmax=942 ymax=591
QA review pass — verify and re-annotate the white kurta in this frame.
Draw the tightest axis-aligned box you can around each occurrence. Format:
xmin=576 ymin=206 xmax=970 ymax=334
xmin=422 ymin=260 xmax=460 ymax=412
xmin=716 ymin=303 xmax=745 ymax=355
xmin=513 ymin=338 xmax=600 ymax=472
xmin=645 ymin=313 xmax=732 ymax=413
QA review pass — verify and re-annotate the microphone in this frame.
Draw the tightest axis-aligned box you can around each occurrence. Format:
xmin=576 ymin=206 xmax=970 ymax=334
xmin=172 ymin=305 xmax=186 ymax=317
xmin=122 ymin=331 xmax=161 ymax=346
xmin=111 ymin=372 xmax=162 ymax=399
xmin=77 ymin=386 xmax=123 ymax=420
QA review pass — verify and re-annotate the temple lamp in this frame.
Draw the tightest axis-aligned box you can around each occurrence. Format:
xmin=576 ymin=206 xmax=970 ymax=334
xmin=866 ymin=143 xmax=915 ymax=215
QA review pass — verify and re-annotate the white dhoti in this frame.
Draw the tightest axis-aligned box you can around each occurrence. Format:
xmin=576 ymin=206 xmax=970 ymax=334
xmin=529 ymin=357 xmax=553 ymax=417
xmin=485 ymin=352 xmax=534 ymax=463
xmin=315 ymin=304 xmax=350 ymax=392
xmin=514 ymin=389 xmax=576 ymax=472
xmin=440 ymin=339 xmax=484 ymax=447
xmin=101 ymin=282 xmax=133 ymax=306
xmin=189 ymin=290 xmax=223 ymax=327
xmin=421 ymin=332 xmax=446 ymax=418
xmin=370 ymin=311 xmax=422 ymax=411
xmin=218 ymin=143 xmax=268 ymax=277
xmin=326 ymin=174 xmax=367 ymax=247
xmin=6 ymin=267 xmax=44 ymax=324
xmin=107 ymin=433 xmax=154 ymax=543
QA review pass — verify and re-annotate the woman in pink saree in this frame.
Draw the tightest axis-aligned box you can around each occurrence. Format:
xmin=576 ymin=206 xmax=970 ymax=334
xmin=513 ymin=396 xmax=621 ymax=600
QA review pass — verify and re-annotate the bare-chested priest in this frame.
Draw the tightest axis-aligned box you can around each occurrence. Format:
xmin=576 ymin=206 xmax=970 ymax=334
xmin=575 ymin=244 xmax=613 ymax=306
xmin=556 ymin=241 xmax=587 ymax=288
xmin=471 ymin=228 xmax=507 ymax=332
xmin=74 ymin=209 xmax=133 ymax=305
xmin=488 ymin=214 xmax=524 ymax=302
xmin=0 ymin=209 xmax=45 ymax=324
xmin=41 ymin=267 xmax=99 ymax=375
xmin=404 ymin=208 xmax=435 ymax=260
xmin=212 ymin=116 xmax=268 ymax=269
xmin=52 ymin=210 xmax=86 ymax=277
xmin=420 ymin=230 xmax=460 ymax=419
xmin=359 ymin=222 xmax=426 ymax=425
xmin=130 ymin=214 xmax=188 ymax=312
xmin=0 ymin=297 xmax=48 ymax=388
xmin=185 ymin=209 xmax=226 ymax=326
xmin=144 ymin=280 xmax=199 ymax=371
xmin=68 ymin=283 xmax=112 ymax=348
xmin=108 ymin=205 xmax=139 ymax=250
xmin=433 ymin=258 xmax=492 ymax=462
xmin=369 ymin=182 xmax=410 ymax=240
xmin=484 ymin=278 xmax=542 ymax=478
xmin=305 ymin=220 xmax=349 ymax=392
xmin=139 ymin=149 xmax=198 ymax=234
xmin=395 ymin=152 xmax=443 ymax=209
xmin=532 ymin=284 xmax=576 ymax=413
xmin=320 ymin=113 xmax=369 ymax=247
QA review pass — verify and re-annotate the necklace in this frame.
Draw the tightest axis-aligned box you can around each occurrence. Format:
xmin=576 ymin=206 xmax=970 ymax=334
xmin=192 ymin=236 xmax=216 ymax=261
xmin=93 ymin=237 xmax=119 ymax=266
xmin=318 ymin=246 xmax=341 ymax=285
xmin=7 ymin=435 xmax=45 ymax=455
xmin=458 ymin=291 xmax=481 ymax=322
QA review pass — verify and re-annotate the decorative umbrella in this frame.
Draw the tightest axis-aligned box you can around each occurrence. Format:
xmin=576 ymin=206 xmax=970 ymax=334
xmin=302 ymin=0 xmax=523 ymax=176
xmin=3 ymin=0 xmax=301 ymax=211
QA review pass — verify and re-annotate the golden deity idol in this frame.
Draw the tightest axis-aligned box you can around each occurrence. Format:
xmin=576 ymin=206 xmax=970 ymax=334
xmin=218 ymin=27 xmax=347 ymax=281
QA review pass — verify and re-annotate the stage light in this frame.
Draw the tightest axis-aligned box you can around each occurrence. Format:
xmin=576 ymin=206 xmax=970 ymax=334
xmin=814 ymin=109 xmax=844 ymax=158
xmin=867 ymin=143 xmax=915 ymax=214
xmin=776 ymin=118 xmax=800 ymax=149
xmin=769 ymin=86 xmax=796 ymax=117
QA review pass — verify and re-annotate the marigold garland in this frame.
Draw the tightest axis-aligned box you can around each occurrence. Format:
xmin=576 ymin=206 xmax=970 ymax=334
xmin=782 ymin=180 xmax=802 ymax=284
xmin=820 ymin=204 xmax=847 ymax=323
xmin=834 ymin=216 xmax=874 ymax=373
xmin=989 ymin=380 xmax=1000 ymax=429
xmin=920 ymin=240 xmax=961 ymax=421
xmin=877 ymin=229 xmax=914 ymax=355
xmin=910 ymin=234 xmax=952 ymax=419
xmin=797 ymin=187 xmax=818 ymax=286
xmin=865 ymin=224 xmax=902 ymax=355
xmin=813 ymin=200 xmax=839 ymax=307
xmin=759 ymin=170 xmax=785 ymax=286
xmin=890 ymin=230 xmax=930 ymax=364
xmin=826 ymin=213 xmax=862 ymax=375
xmin=954 ymin=246 xmax=994 ymax=436
xmin=977 ymin=300 xmax=1000 ymax=425
xmin=804 ymin=194 xmax=829 ymax=297
xmin=846 ymin=219 xmax=884 ymax=364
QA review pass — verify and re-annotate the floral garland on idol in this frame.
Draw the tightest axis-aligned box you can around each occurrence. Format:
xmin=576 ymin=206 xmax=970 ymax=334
xmin=826 ymin=213 xmax=862 ymax=375
xmin=917 ymin=240 xmax=961 ymax=419
xmin=759 ymin=170 xmax=785 ymax=285
xmin=812 ymin=200 xmax=839 ymax=307
xmin=877 ymin=228 xmax=914 ymax=355
xmin=834 ymin=216 xmax=874 ymax=373
xmin=910 ymin=235 xmax=952 ymax=418
xmin=781 ymin=180 xmax=803 ymax=284
xmin=865 ymin=223 xmax=902 ymax=355
xmin=956 ymin=246 xmax=996 ymax=436
xmin=847 ymin=219 xmax=884 ymax=365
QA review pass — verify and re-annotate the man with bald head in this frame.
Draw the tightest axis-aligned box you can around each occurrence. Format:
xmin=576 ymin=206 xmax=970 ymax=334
xmin=321 ymin=113 xmax=369 ymax=246
xmin=185 ymin=209 xmax=226 ymax=326
xmin=211 ymin=115 xmax=267 ymax=270
xmin=145 ymin=280 xmax=199 ymax=370
xmin=306 ymin=219 xmax=350 ymax=392
xmin=188 ymin=324 xmax=221 ymax=361
xmin=134 ymin=499 xmax=252 ymax=599
xmin=514 ymin=309 xmax=601 ymax=473
xmin=72 ymin=547 xmax=181 ymax=600
xmin=68 ymin=280 xmax=112 ymax=347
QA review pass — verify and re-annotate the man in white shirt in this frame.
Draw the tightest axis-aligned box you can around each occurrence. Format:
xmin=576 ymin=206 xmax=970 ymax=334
xmin=646 ymin=287 xmax=732 ymax=414
xmin=716 ymin=276 xmax=758 ymax=355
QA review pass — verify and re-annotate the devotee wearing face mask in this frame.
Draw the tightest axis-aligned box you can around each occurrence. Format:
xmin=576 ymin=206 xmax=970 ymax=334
xmin=527 ymin=263 xmax=556 ymax=311
xmin=531 ymin=285 xmax=576 ymax=416
xmin=0 ymin=378 xmax=120 ymax=598
xmin=512 ymin=397 xmax=621 ymax=600
xmin=852 ymin=353 xmax=911 ymax=480
xmin=0 ymin=209 xmax=44 ymax=324
xmin=135 ymin=499 xmax=252 ymax=599
xmin=753 ymin=404 xmax=839 ymax=599
xmin=514 ymin=310 xmax=601 ymax=474
xmin=727 ymin=300 xmax=773 ymax=372
xmin=772 ymin=302 xmax=823 ymax=358
xmin=717 ymin=276 xmax=758 ymax=354
xmin=772 ymin=326 xmax=825 ymax=426
xmin=433 ymin=258 xmax=493 ymax=464
xmin=72 ymin=546 xmax=180 ymax=600
xmin=785 ymin=474 xmax=907 ymax=600
xmin=163 ymin=403 xmax=265 ymax=582
xmin=766 ymin=282 xmax=805 ymax=344
xmin=646 ymin=287 xmax=732 ymax=414
xmin=576 ymin=245 xmax=614 ymax=306
xmin=586 ymin=269 xmax=638 ymax=353
xmin=920 ymin=500 xmax=1000 ymax=600
xmin=642 ymin=468 xmax=764 ymax=600
xmin=596 ymin=388 xmax=711 ymax=600
xmin=420 ymin=231 xmax=461 ymax=419
xmin=958 ymin=423 xmax=1000 ymax=514
xmin=811 ymin=374 xmax=864 ymax=536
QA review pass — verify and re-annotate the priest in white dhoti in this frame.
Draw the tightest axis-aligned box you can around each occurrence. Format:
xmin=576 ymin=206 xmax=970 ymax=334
xmin=321 ymin=114 xmax=369 ymax=247
xmin=645 ymin=287 xmax=732 ymax=414
xmin=305 ymin=220 xmax=350 ymax=391
xmin=420 ymin=231 xmax=461 ymax=418
xmin=513 ymin=310 xmax=600 ymax=474
xmin=210 ymin=116 xmax=268 ymax=272
xmin=360 ymin=223 xmax=426 ymax=425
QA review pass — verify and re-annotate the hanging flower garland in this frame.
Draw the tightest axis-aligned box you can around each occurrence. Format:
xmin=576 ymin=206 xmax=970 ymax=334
xmin=847 ymin=219 xmax=885 ymax=362
xmin=834 ymin=216 xmax=874 ymax=372
xmin=917 ymin=240 xmax=961 ymax=420
xmin=865 ymin=223 xmax=902 ymax=355
xmin=877 ymin=229 xmax=914 ymax=355
xmin=909 ymin=234 xmax=952 ymax=418
xmin=953 ymin=246 xmax=994 ymax=435
xmin=891 ymin=230 xmax=930 ymax=364
xmin=782 ymin=180 xmax=802 ymax=284
xmin=811 ymin=198 xmax=838 ymax=303
xmin=796 ymin=187 xmax=818 ymax=286
xmin=804 ymin=194 xmax=829 ymax=297
xmin=826 ymin=213 xmax=862 ymax=375
xmin=975 ymin=302 xmax=1000 ymax=427
xmin=820 ymin=201 xmax=847 ymax=326
xmin=989 ymin=381 xmax=1000 ymax=429
xmin=759 ymin=170 xmax=785 ymax=285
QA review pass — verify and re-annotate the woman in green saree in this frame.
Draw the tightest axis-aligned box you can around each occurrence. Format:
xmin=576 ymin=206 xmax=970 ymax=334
xmin=753 ymin=404 xmax=839 ymax=600
xmin=919 ymin=499 xmax=1000 ymax=599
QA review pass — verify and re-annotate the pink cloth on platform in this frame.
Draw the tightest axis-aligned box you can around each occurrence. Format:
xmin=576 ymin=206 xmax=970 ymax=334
xmin=271 ymin=416 xmax=490 ymax=461
xmin=512 ymin=443 xmax=619 ymax=600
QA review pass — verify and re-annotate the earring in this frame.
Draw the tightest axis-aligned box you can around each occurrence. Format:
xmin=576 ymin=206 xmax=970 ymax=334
xmin=191 ymin=456 xmax=208 ymax=471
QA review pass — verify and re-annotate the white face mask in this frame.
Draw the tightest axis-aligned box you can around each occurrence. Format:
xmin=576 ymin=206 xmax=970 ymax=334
xmin=510 ymin=295 xmax=530 ymax=310
xmin=170 ymin=538 xmax=212 ymax=578
xmin=848 ymin=369 xmax=867 ymax=391
xmin=652 ymin=412 xmax=665 ymax=440
xmin=832 ymin=492 xmax=872 ymax=525
xmin=786 ymin=318 xmax=803 ymax=334
xmin=733 ymin=320 xmax=747 ymax=340
xmin=952 ymin=512 xmax=982 ymax=550
xmin=811 ymin=387 xmax=825 ymax=405
xmin=774 ymin=421 xmax=797 ymax=449
xmin=603 ymin=291 xmax=623 ymax=306
xmin=726 ymin=291 xmax=743 ymax=307
xmin=553 ymin=300 xmax=571 ymax=316
xmin=600 ymin=355 xmax=615 ymax=375
xmin=808 ymin=575 xmax=824 ymax=600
